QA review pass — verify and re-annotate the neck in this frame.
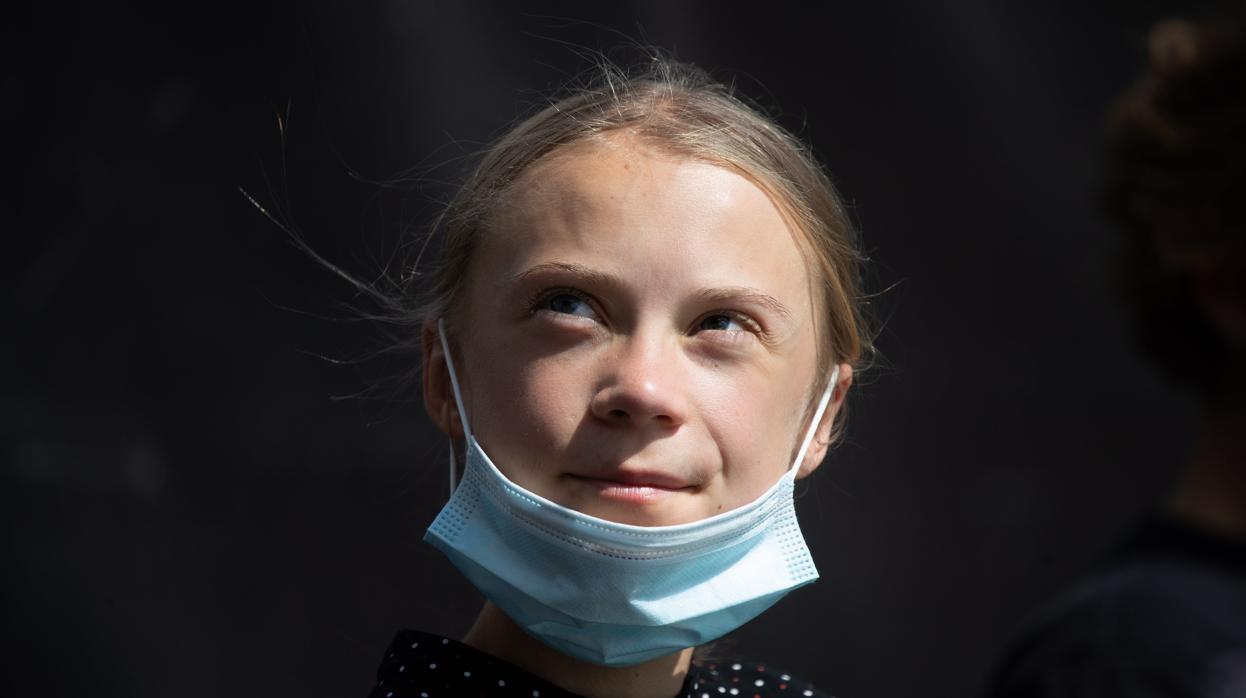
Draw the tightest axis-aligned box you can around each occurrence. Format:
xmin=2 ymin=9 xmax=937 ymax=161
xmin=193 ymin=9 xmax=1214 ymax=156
xmin=463 ymin=602 xmax=693 ymax=698
xmin=1168 ymin=361 xmax=1246 ymax=537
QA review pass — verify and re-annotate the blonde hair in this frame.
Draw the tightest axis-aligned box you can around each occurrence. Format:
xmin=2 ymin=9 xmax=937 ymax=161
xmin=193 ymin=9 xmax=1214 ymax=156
xmin=415 ymin=59 xmax=870 ymax=435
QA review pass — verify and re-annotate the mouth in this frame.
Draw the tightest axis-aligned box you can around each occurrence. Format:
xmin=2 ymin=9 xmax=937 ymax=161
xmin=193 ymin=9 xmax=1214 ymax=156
xmin=565 ymin=471 xmax=695 ymax=505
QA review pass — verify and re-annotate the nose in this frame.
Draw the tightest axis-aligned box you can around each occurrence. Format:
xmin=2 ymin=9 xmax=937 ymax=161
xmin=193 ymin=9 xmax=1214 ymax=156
xmin=590 ymin=332 xmax=689 ymax=430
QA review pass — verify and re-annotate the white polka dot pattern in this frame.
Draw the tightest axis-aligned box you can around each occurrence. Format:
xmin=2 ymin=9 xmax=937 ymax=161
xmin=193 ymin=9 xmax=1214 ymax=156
xmin=367 ymin=629 xmax=836 ymax=697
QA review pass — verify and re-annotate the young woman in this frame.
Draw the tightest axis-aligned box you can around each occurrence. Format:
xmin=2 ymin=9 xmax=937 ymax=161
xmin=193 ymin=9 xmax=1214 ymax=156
xmin=366 ymin=59 xmax=870 ymax=698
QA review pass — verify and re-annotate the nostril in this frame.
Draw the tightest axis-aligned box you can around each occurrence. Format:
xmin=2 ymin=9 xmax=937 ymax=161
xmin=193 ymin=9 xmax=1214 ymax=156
xmin=609 ymin=408 xmax=628 ymax=419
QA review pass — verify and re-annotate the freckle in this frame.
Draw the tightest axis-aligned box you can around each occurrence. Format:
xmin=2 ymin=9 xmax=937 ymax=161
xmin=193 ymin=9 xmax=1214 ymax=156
xmin=717 ymin=504 xmax=723 ymax=511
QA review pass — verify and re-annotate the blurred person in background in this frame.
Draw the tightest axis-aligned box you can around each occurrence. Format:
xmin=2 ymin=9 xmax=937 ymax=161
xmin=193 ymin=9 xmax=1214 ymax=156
xmin=983 ymin=5 xmax=1246 ymax=697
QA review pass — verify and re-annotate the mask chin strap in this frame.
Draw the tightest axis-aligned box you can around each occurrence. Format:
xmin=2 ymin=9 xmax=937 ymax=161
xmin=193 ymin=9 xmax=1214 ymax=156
xmin=789 ymin=365 xmax=840 ymax=474
xmin=438 ymin=318 xmax=473 ymax=498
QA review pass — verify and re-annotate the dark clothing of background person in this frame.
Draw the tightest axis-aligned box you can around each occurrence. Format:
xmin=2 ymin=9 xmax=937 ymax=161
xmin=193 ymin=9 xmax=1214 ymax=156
xmin=983 ymin=517 xmax=1246 ymax=698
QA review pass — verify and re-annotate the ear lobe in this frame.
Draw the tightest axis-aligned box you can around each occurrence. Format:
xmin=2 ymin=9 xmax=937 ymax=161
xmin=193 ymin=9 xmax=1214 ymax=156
xmin=422 ymin=320 xmax=465 ymax=439
xmin=440 ymin=402 xmax=464 ymax=438
xmin=796 ymin=363 xmax=853 ymax=479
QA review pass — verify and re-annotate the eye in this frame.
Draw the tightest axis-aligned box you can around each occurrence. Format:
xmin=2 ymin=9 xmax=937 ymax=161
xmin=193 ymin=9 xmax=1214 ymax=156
xmin=534 ymin=289 xmax=599 ymax=320
xmin=697 ymin=313 xmax=746 ymax=332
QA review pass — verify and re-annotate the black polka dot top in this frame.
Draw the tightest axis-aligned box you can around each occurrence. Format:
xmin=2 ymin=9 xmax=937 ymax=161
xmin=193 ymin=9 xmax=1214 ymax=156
xmin=367 ymin=630 xmax=835 ymax=698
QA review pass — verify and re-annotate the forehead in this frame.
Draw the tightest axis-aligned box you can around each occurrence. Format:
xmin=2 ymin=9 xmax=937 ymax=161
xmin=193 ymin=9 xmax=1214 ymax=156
xmin=475 ymin=135 xmax=814 ymax=310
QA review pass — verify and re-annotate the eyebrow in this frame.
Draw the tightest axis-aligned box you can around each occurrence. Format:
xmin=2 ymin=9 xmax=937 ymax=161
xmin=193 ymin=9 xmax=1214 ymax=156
xmin=692 ymin=286 xmax=794 ymax=321
xmin=505 ymin=261 xmax=621 ymax=290
xmin=506 ymin=261 xmax=794 ymax=321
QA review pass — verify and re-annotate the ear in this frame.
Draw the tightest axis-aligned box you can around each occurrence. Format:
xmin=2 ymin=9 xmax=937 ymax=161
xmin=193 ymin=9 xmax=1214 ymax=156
xmin=422 ymin=318 xmax=466 ymax=439
xmin=796 ymin=363 xmax=853 ymax=479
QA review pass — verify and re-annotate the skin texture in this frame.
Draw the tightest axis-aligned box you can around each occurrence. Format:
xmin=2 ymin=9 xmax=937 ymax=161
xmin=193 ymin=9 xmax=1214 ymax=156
xmin=421 ymin=134 xmax=853 ymax=698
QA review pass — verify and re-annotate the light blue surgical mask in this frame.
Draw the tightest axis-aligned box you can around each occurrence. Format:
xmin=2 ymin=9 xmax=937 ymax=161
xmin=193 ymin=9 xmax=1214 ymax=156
xmin=425 ymin=319 xmax=838 ymax=666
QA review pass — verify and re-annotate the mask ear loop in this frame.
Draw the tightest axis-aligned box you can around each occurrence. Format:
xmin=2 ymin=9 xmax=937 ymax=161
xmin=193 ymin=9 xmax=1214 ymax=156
xmin=446 ymin=441 xmax=457 ymax=499
xmin=437 ymin=318 xmax=472 ymax=497
xmin=789 ymin=364 xmax=841 ymax=473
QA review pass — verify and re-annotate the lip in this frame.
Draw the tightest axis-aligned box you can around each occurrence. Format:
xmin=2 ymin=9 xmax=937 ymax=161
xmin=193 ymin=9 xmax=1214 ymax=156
xmin=567 ymin=471 xmax=694 ymax=505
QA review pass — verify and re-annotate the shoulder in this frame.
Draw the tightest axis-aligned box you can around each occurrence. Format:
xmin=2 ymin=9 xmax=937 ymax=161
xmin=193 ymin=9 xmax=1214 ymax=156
xmin=983 ymin=556 xmax=1246 ymax=698
xmin=689 ymin=659 xmax=835 ymax=698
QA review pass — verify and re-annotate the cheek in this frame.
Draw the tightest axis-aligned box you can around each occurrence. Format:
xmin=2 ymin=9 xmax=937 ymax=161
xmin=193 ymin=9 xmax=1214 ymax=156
xmin=697 ymin=372 xmax=805 ymax=505
xmin=514 ymin=359 xmax=587 ymax=443
xmin=465 ymin=350 xmax=587 ymax=480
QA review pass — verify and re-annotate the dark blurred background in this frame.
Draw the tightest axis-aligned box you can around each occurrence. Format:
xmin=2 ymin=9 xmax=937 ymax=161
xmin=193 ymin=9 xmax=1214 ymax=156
xmin=4 ymin=1 xmax=1217 ymax=696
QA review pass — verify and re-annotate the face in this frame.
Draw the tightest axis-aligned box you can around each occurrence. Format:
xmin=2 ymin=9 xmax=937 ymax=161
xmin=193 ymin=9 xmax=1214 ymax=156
xmin=425 ymin=134 xmax=851 ymax=526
